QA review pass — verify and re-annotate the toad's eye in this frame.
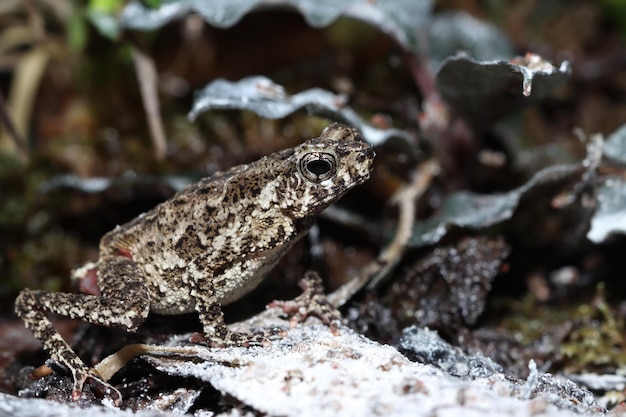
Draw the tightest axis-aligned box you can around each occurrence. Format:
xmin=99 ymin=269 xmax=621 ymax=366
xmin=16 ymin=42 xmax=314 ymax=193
xmin=299 ymin=152 xmax=337 ymax=182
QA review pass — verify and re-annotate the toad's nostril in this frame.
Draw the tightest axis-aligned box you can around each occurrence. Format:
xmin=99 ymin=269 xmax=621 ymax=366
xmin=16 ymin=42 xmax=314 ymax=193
xmin=357 ymin=147 xmax=375 ymax=162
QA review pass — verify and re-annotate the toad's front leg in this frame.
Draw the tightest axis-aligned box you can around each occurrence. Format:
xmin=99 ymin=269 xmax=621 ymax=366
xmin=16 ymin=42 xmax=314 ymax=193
xmin=14 ymin=256 xmax=150 ymax=405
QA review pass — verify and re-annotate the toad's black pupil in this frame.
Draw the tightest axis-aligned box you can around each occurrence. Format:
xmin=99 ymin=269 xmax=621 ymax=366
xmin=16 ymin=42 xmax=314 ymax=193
xmin=307 ymin=159 xmax=332 ymax=176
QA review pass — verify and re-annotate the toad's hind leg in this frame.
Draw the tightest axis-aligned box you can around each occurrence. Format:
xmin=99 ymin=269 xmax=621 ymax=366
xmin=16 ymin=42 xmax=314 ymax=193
xmin=14 ymin=256 xmax=150 ymax=404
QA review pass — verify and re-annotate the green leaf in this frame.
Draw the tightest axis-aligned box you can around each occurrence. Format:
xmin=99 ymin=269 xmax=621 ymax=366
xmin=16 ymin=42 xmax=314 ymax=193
xmin=89 ymin=0 xmax=125 ymax=14
xmin=67 ymin=12 xmax=88 ymax=52
xmin=86 ymin=9 xmax=121 ymax=39
xmin=143 ymin=0 xmax=162 ymax=7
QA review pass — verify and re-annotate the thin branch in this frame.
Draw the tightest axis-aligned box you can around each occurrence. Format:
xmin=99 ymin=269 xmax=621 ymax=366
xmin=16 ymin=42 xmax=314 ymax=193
xmin=327 ymin=159 xmax=440 ymax=307
xmin=0 ymin=90 xmax=28 ymax=160
xmin=95 ymin=344 xmax=204 ymax=381
xmin=0 ymin=47 xmax=49 ymax=161
xmin=131 ymin=46 xmax=168 ymax=161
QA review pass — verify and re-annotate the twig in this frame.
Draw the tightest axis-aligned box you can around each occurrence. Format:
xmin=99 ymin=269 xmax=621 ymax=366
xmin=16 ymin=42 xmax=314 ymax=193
xmin=0 ymin=48 xmax=49 ymax=161
xmin=95 ymin=343 xmax=204 ymax=381
xmin=0 ymin=90 xmax=28 ymax=160
xmin=131 ymin=47 xmax=167 ymax=161
xmin=327 ymin=159 xmax=440 ymax=307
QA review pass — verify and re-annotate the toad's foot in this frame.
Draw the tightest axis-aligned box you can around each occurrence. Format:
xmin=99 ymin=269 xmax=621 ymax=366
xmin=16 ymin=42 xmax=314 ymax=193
xmin=269 ymin=271 xmax=343 ymax=334
xmin=71 ymin=366 xmax=122 ymax=406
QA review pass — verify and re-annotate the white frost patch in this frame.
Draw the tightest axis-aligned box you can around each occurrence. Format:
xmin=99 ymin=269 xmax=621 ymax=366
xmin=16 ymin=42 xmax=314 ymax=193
xmin=140 ymin=324 xmax=600 ymax=417
xmin=588 ymin=209 xmax=626 ymax=243
xmin=3 ymin=321 xmax=604 ymax=417
xmin=0 ymin=393 xmax=160 ymax=417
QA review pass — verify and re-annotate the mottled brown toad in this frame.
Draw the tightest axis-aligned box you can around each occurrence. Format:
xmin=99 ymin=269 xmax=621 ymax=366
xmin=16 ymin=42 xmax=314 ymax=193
xmin=15 ymin=123 xmax=374 ymax=405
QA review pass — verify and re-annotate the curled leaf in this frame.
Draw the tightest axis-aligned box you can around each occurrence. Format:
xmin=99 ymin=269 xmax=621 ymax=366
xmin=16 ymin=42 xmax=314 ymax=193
xmin=391 ymin=236 xmax=510 ymax=329
xmin=410 ymin=164 xmax=583 ymax=248
xmin=39 ymin=174 xmax=191 ymax=193
xmin=603 ymin=123 xmax=626 ymax=165
xmin=428 ymin=11 xmax=513 ymax=72
xmin=587 ymin=178 xmax=626 ymax=243
xmin=436 ymin=54 xmax=571 ymax=126
xmin=189 ymin=76 xmax=414 ymax=147
xmin=120 ymin=0 xmax=432 ymax=53
xmin=585 ymin=124 xmax=626 ymax=243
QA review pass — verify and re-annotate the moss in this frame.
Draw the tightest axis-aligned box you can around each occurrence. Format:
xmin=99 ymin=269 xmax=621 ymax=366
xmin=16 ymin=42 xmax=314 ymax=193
xmin=496 ymin=283 xmax=626 ymax=373
xmin=559 ymin=284 xmax=626 ymax=372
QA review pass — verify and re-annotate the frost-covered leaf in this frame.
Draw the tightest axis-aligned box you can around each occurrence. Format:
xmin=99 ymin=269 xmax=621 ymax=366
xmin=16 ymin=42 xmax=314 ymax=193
xmin=120 ymin=0 xmax=432 ymax=53
xmin=392 ymin=237 xmax=509 ymax=328
xmin=2 ymin=320 xmax=604 ymax=416
xmin=436 ymin=54 xmax=571 ymax=126
xmin=587 ymin=177 xmax=626 ymax=243
xmin=38 ymin=174 xmax=191 ymax=194
xmin=603 ymin=123 xmax=626 ymax=165
xmin=410 ymin=164 xmax=583 ymax=248
xmin=189 ymin=76 xmax=414 ymax=147
xmin=586 ymin=124 xmax=626 ymax=243
xmin=139 ymin=323 xmax=601 ymax=416
xmin=428 ymin=11 xmax=513 ymax=72
xmin=0 ymin=394 xmax=177 ymax=417
xmin=399 ymin=326 xmax=502 ymax=378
